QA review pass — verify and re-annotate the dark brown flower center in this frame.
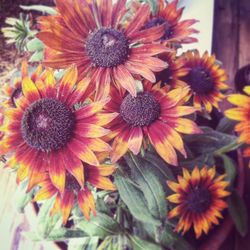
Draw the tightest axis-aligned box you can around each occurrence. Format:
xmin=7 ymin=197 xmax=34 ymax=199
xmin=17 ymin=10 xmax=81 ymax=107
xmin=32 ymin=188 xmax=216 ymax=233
xmin=21 ymin=98 xmax=75 ymax=152
xmin=86 ymin=28 xmax=129 ymax=68
xmin=184 ymin=67 xmax=214 ymax=94
xmin=65 ymin=172 xmax=81 ymax=191
xmin=186 ymin=186 xmax=212 ymax=213
xmin=120 ymin=92 xmax=160 ymax=127
xmin=143 ymin=17 xmax=173 ymax=40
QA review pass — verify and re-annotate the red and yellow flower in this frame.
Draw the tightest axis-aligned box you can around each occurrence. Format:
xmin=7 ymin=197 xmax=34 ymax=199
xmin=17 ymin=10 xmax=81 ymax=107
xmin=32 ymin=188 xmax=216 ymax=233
xmin=37 ymin=0 xmax=169 ymax=99
xmin=0 ymin=65 xmax=117 ymax=194
xmin=104 ymin=81 xmax=201 ymax=166
xmin=225 ymin=86 xmax=250 ymax=161
xmin=141 ymin=0 xmax=199 ymax=45
xmin=34 ymin=163 xmax=116 ymax=223
xmin=167 ymin=166 xmax=230 ymax=238
xmin=2 ymin=61 xmax=43 ymax=108
xmin=181 ymin=50 xmax=228 ymax=113
xmin=156 ymin=51 xmax=189 ymax=87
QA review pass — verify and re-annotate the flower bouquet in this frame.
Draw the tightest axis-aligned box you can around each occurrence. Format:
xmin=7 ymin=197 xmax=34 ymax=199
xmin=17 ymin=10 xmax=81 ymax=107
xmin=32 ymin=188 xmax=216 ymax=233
xmin=0 ymin=0 xmax=249 ymax=249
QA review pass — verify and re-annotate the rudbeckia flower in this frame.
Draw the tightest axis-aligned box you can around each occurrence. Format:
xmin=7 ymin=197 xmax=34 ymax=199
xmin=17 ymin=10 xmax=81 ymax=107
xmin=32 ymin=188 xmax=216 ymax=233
xmin=142 ymin=0 xmax=199 ymax=45
xmin=34 ymin=163 xmax=116 ymax=223
xmin=37 ymin=0 xmax=169 ymax=99
xmin=181 ymin=50 xmax=228 ymax=113
xmin=104 ymin=81 xmax=201 ymax=165
xmin=225 ymin=86 xmax=250 ymax=160
xmin=2 ymin=61 xmax=42 ymax=108
xmin=156 ymin=51 xmax=189 ymax=87
xmin=0 ymin=65 xmax=117 ymax=194
xmin=167 ymin=167 xmax=230 ymax=238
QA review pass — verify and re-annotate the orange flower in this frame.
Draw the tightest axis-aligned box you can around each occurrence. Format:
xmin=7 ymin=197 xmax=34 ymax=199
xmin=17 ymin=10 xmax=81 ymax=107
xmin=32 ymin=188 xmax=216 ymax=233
xmin=141 ymin=0 xmax=199 ymax=45
xmin=167 ymin=167 xmax=230 ymax=238
xmin=181 ymin=50 xmax=228 ymax=113
xmin=225 ymin=86 xmax=250 ymax=162
xmin=37 ymin=0 xmax=169 ymax=99
xmin=104 ymin=81 xmax=201 ymax=165
xmin=0 ymin=65 xmax=117 ymax=194
xmin=34 ymin=163 xmax=116 ymax=223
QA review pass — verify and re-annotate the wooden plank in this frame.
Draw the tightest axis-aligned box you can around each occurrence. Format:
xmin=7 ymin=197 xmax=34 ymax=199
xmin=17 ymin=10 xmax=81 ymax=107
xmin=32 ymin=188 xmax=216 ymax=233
xmin=234 ymin=0 xmax=250 ymax=249
xmin=212 ymin=0 xmax=239 ymax=90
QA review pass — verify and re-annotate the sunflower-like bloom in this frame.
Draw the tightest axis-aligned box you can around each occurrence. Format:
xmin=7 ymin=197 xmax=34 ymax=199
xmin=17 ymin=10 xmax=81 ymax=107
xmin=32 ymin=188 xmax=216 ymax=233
xmin=141 ymin=0 xmax=199 ymax=45
xmin=34 ymin=163 xmax=116 ymax=223
xmin=156 ymin=51 xmax=189 ymax=87
xmin=104 ymin=81 xmax=201 ymax=165
xmin=180 ymin=50 xmax=228 ymax=113
xmin=0 ymin=65 xmax=117 ymax=193
xmin=167 ymin=167 xmax=230 ymax=238
xmin=2 ymin=61 xmax=42 ymax=108
xmin=37 ymin=0 xmax=169 ymax=99
xmin=225 ymin=86 xmax=250 ymax=161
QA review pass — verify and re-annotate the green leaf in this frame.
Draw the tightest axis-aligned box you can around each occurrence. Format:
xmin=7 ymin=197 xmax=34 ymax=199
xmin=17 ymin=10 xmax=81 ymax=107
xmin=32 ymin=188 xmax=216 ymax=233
xmin=143 ymin=152 xmax=175 ymax=181
xmin=218 ymin=154 xmax=237 ymax=184
xmin=160 ymin=225 xmax=195 ymax=250
xmin=139 ymin=223 xmax=194 ymax=250
xmin=128 ymin=235 xmax=162 ymax=250
xmin=216 ymin=117 xmax=237 ymax=134
xmin=29 ymin=50 xmax=44 ymax=62
xmin=114 ymin=175 xmax=161 ymax=226
xmin=185 ymin=126 xmax=239 ymax=155
xmin=26 ymin=37 xmax=44 ymax=52
xmin=46 ymin=229 xmax=88 ymax=241
xmin=77 ymin=213 xmax=121 ymax=239
xmin=179 ymin=154 xmax=215 ymax=169
xmin=228 ymin=189 xmax=248 ymax=237
xmin=125 ymin=154 xmax=167 ymax=221
xmin=36 ymin=195 xmax=62 ymax=239
xmin=14 ymin=179 xmax=35 ymax=213
xmin=96 ymin=197 xmax=112 ymax=216
xmin=20 ymin=5 xmax=57 ymax=15
xmin=68 ymin=237 xmax=99 ymax=250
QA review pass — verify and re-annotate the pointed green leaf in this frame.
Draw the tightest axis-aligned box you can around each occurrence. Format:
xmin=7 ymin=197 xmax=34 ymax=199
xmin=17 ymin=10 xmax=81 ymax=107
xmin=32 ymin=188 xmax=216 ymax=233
xmin=114 ymin=175 xmax=161 ymax=226
xmin=185 ymin=126 xmax=239 ymax=155
xmin=29 ymin=50 xmax=44 ymax=62
xmin=20 ymin=5 xmax=57 ymax=15
xmin=125 ymin=155 xmax=167 ymax=221
xmin=143 ymin=152 xmax=175 ymax=181
xmin=77 ymin=213 xmax=121 ymax=239
xmin=68 ymin=237 xmax=99 ymax=250
xmin=36 ymin=195 xmax=62 ymax=238
xmin=26 ymin=37 xmax=44 ymax=52
xmin=218 ymin=154 xmax=237 ymax=184
xmin=228 ymin=189 xmax=248 ymax=237
xmin=14 ymin=179 xmax=35 ymax=213
xmin=216 ymin=117 xmax=237 ymax=134
xmin=128 ymin=235 xmax=162 ymax=250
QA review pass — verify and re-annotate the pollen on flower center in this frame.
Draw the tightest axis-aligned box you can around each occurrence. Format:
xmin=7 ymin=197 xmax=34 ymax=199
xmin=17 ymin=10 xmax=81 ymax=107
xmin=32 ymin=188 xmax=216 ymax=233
xmin=143 ymin=17 xmax=173 ymax=40
xmin=186 ymin=186 xmax=212 ymax=213
xmin=86 ymin=28 xmax=129 ymax=68
xmin=185 ymin=67 xmax=214 ymax=94
xmin=65 ymin=172 xmax=81 ymax=192
xmin=120 ymin=92 xmax=160 ymax=127
xmin=21 ymin=98 xmax=75 ymax=152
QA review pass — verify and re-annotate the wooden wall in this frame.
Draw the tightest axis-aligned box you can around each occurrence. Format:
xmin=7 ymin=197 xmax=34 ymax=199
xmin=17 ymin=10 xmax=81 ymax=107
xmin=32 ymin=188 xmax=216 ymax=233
xmin=212 ymin=0 xmax=250 ymax=249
